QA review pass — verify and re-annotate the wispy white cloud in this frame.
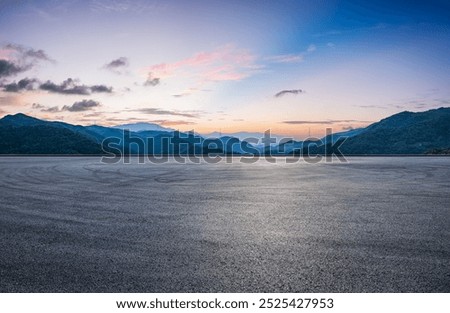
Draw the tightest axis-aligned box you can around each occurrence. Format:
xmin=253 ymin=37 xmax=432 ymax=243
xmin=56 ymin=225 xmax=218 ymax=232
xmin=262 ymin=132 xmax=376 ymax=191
xmin=307 ymin=44 xmax=316 ymax=52
xmin=90 ymin=0 xmax=166 ymax=14
xmin=265 ymin=54 xmax=304 ymax=64
xmin=266 ymin=44 xmax=317 ymax=64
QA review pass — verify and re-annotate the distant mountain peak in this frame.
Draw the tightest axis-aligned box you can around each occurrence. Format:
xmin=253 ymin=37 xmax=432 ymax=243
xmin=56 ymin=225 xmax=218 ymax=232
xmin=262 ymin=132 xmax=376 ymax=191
xmin=113 ymin=122 xmax=173 ymax=132
xmin=1 ymin=113 xmax=44 ymax=126
xmin=4 ymin=113 xmax=38 ymax=120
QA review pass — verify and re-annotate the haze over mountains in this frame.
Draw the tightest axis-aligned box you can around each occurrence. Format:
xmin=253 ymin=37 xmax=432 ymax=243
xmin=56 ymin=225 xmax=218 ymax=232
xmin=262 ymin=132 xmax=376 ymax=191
xmin=113 ymin=122 xmax=174 ymax=133
xmin=0 ymin=108 xmax=449 ymax=155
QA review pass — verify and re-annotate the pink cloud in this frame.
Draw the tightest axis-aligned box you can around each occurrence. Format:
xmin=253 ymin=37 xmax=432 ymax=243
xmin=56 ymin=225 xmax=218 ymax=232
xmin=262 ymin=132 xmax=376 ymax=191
xmin=203 ymin=65 xmax=249 ymax=82
xmin=0 ymin=47 xmax=16 ymax=60
xmin=145 ymin=44 xmax=259 ymax=83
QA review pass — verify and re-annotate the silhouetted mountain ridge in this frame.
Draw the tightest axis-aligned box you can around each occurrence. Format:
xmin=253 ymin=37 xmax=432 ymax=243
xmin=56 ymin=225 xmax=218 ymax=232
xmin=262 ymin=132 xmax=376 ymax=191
xmin=0 ymin=108 xmax=449 ymax=155
xmin=303 ymin=107 xmax=450 ymax=155
xmin=0 ymin=124 xmax=105 ymax=154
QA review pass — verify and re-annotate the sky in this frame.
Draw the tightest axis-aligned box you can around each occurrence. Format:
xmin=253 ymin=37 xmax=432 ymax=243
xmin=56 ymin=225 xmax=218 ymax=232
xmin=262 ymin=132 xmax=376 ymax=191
xmin=0 ymin=0 xmax=449 ymax=139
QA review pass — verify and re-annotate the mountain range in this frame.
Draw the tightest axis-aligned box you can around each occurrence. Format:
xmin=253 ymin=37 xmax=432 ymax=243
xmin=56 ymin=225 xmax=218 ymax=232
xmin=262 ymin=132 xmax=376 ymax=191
xmin=113 ymin=122 xmax=174 ymax=132
xmin=0 ymin=107 xmax=449 ymax=155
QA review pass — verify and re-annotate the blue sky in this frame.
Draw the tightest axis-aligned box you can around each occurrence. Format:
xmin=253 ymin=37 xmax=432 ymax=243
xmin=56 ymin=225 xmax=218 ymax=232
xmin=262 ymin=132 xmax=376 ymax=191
xmin=0 ymin=0 xmax=449 ymax=138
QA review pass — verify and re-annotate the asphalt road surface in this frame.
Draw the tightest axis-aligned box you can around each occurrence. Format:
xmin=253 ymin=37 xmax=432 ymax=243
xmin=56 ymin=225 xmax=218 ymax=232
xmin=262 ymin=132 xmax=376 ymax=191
xmin=1 ymin=156 xmax=449 ymax=292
